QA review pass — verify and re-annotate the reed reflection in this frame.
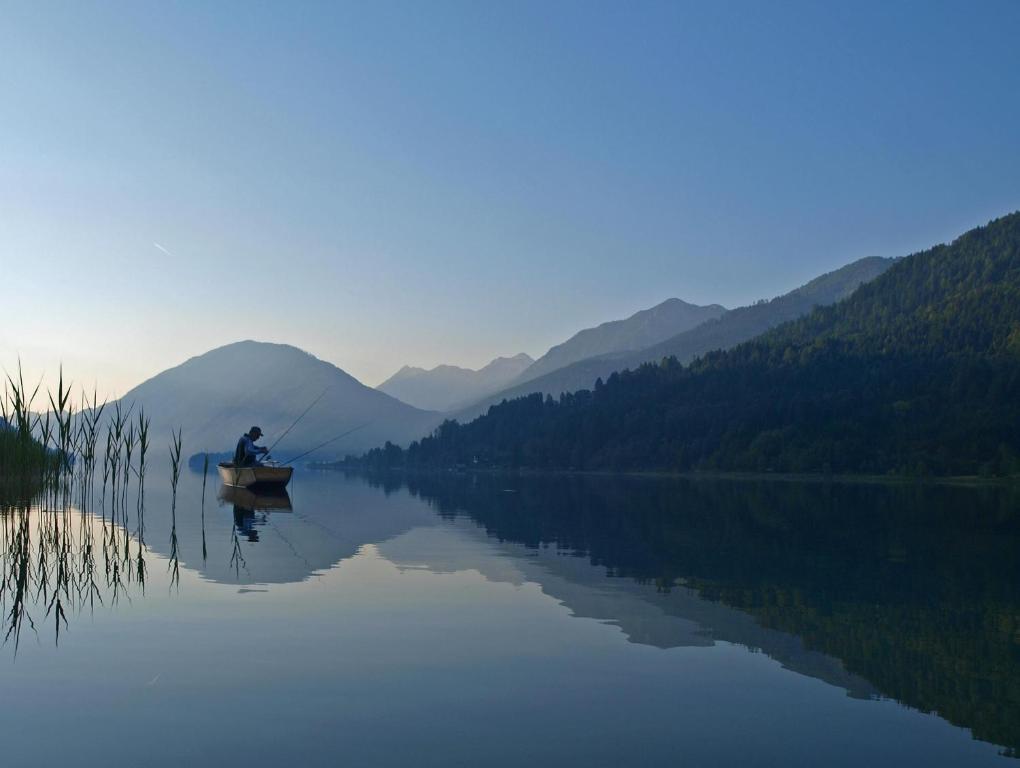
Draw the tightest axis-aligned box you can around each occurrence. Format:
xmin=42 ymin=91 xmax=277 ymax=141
xmin=0 ymin=503 xmax=147 ymax=650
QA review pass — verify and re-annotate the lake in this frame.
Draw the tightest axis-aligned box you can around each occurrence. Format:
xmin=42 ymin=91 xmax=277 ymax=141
xmin=1 ymin=469 xmax=1017 ymax=766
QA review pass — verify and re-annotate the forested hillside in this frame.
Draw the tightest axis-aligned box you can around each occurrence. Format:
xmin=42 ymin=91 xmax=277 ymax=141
xmin=353 ymin=213 xmax=1020 ymax=476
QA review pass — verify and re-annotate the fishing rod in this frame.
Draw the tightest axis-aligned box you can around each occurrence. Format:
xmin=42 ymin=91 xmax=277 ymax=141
xmin=284 ymin=422 xmax=372 ymax=464
xmin=264 ymin=387 xmax=330 ymax=457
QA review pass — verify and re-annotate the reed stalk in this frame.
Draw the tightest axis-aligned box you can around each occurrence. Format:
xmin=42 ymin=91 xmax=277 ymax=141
xmin=167 ymin=428 xmax=183 ymax=587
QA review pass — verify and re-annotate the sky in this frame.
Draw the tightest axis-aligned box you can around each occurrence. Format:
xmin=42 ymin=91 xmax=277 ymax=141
xmin=1 ymin=1 xmax=1019 ymax=397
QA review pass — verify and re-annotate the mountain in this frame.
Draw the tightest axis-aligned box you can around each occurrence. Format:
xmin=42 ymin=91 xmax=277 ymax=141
xmin=357 ymin=212 xmax=1020 ymax=476
xmin=377 ymin=353 xmax=533 ymax=411
xmin=453 ymin=256 xmax=893 ymax=422
xmin=511 ymin=298 xmax=727 ymax=386
xmin=113 ymin=341 xmax=441 ymax=458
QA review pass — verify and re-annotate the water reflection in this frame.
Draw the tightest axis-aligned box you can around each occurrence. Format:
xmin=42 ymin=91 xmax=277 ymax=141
xmin=0 ymin=478 xmax=299 ymax=648
xmin=364 ymin=472 xmax=1020 ymax=759
xmin=4 ymin=463 xmax=1017 ymax=762
xmin=0 ymin=503 xmax=146 ymax=649
xmin=155 ymin=472 xmax=438 ymax=585
xmin=218 ymin=485 xmax=293 ymax=512
xmin=219 ymin=485 xmax=292 ymax=543
xmin=185 ymin=466 xmax=1020 ymax=760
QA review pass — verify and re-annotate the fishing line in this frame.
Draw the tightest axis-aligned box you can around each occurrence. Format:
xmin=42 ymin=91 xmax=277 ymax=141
xmin=285 ymin=422 xmax=372 ymax=464
xmin=264 ymin=387 xmax=331 ymax=457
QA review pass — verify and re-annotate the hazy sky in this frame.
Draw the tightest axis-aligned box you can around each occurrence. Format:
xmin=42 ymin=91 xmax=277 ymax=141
xmin=2 ymin=1 xmax=1019 ymax=397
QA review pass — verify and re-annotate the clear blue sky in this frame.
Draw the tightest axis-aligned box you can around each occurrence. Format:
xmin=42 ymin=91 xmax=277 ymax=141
xmin=2 ymin=1 xmax=1018 ymax=395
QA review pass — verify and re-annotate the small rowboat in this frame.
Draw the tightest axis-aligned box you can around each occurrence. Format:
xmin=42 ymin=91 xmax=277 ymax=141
xmin=217 ymin=462 xmax=293 ymax=489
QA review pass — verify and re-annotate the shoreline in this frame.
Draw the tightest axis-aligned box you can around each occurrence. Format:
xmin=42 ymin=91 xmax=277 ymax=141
xmin=313 ymin=464 xmax=1020 ymax=488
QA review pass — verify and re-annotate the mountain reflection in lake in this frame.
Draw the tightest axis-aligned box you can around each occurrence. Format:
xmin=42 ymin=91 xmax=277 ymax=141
xmin=0 ymin=470 xmax=1017 ymax=767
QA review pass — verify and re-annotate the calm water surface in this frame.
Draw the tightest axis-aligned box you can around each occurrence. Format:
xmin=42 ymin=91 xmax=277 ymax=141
xmin=1 ymin=470 xmax=1018 ymax=766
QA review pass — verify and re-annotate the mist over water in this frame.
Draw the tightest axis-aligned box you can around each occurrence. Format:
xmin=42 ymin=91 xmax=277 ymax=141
xmin=0 ymin=470 xmax=1017 ymax=766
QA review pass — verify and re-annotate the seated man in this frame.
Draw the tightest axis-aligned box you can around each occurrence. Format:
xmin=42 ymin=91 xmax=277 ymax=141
xmin=234 ymin=426 xmax=269 ymax=467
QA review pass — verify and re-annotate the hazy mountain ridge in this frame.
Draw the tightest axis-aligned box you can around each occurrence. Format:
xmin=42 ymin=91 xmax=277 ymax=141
xmin=453 ymin=256 xmax=894 ymax=422
xmin=512 ymin=298 xmax=727 ymax=386
xmin=378 ymin=353 xmax=534 ymax=411
xmin=357 ymin=212 xmax=1020 ymax=476
xmin=111 ymin=340 xmax=441 ymax=458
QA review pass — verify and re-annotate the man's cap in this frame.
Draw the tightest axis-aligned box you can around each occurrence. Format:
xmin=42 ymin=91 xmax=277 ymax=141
xmin=249 ymin=425 xmax=263 ymax=436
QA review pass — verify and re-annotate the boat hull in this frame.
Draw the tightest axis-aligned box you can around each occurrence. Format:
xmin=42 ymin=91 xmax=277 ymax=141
xmin=217 ymin=462 xmax=293 ymax=489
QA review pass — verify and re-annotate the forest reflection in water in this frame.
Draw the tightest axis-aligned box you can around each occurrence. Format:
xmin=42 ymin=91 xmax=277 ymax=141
xmin=362 ymin=471 xmax=1020 ymax=758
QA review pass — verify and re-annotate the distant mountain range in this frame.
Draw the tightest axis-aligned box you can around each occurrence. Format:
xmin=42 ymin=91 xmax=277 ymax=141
xmin=355 ymin=212 xmax=1020 ymax=476
xmin=377 ymin=353 xmax=533 ymax=411
xmin=111 ymin=341 xmax=440 ymax=459
xmin=380 ymin=297 xmax=725 ymax=413
xmin=452 ymin=256 xmax=893 ymax=422
xmin=512 ymin=298 xmax=727 ymax=385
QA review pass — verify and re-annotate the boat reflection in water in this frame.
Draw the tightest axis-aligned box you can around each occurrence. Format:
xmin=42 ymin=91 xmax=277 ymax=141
xmin=218 ymin=484 xmax=292 ymax=544
xmin=217 ymin=484 xmax=293 ymax=512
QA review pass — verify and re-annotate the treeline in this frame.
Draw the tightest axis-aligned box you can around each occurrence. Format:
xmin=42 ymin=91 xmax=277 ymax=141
xmin=350 ymin=212 xmax=1020 ymax=477
xmin=0 ymin=416 xmax=58 ymax=500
